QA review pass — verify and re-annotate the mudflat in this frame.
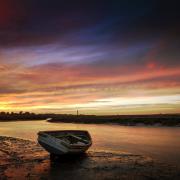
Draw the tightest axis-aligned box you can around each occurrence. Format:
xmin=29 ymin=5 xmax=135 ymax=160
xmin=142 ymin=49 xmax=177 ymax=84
xmin=0 ymin=136 xmax=179 ymax=180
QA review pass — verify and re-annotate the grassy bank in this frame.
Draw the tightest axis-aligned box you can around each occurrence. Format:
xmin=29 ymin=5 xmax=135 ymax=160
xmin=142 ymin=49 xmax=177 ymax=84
xmin=0 ymin=112 xmax=180 ymax=126
xmin=48 ymin=114 xmax=180 ymax=126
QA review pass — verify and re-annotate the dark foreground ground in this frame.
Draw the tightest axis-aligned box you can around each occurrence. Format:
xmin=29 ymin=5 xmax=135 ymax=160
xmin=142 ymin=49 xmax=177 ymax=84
xmin=0 ymin=136 xmax=180 ymax=180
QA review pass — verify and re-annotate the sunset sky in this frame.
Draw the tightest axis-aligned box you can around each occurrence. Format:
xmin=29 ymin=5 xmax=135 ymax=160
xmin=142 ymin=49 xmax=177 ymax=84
xmin=0 ymin=0 xmax=179 ymax=114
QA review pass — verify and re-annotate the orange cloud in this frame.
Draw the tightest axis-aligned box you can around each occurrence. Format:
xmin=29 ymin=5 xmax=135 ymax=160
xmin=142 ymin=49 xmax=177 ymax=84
xmin=0 ymin=58 xmax=180 ymax=114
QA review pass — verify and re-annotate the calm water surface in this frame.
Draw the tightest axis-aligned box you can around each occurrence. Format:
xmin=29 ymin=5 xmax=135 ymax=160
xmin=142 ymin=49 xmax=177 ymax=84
xmin=0 ymin=120 xmax=180 ymax=165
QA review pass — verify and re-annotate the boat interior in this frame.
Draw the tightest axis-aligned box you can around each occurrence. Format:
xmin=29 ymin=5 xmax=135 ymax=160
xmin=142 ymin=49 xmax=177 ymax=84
xmin=39 ymin=130 xmax=91 ymax=145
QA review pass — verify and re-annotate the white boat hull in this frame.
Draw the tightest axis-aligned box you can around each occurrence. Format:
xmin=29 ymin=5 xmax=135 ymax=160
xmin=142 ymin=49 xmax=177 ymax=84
xmin=38 ymin=130 xmax=92 ymax=155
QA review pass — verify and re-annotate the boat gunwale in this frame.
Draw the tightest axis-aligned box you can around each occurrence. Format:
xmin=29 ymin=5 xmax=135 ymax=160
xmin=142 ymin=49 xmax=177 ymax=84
xmin=38 ymin=130 xmax=92 ymax=147
xmin=38 ymin=130 xmax=90 ymax=135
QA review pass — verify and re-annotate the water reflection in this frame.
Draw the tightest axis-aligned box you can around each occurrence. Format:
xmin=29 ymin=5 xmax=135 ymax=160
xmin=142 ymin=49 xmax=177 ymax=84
xmin=0 ymin=120 xmax=180 ymax=165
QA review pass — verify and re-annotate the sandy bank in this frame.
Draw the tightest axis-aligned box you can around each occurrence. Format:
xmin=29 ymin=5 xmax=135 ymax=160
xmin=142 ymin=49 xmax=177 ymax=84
xmin=0 ymin=136 xmax=179 ymax=180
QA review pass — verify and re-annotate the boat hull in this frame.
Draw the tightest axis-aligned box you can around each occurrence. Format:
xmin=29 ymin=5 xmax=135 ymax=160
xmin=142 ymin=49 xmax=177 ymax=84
xmin=38 ymin=130 xmax=92 ymax=155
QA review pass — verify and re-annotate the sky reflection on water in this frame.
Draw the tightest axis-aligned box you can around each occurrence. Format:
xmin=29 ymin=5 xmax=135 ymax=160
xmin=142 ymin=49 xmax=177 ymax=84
xmin=0 ymin=120 xmax=180 ymax=165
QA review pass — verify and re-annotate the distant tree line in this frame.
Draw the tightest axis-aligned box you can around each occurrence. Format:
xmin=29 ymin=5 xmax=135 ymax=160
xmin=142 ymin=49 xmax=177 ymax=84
xmin=0 ymin=112 xmax=180 ymax=126
xmin=0 ymin=111 xmax=50 ymax=121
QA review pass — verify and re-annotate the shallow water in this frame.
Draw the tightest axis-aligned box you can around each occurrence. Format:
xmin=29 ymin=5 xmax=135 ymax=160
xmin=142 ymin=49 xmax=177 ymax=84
xmin=0 ymin=120 xmax=180 ymax=165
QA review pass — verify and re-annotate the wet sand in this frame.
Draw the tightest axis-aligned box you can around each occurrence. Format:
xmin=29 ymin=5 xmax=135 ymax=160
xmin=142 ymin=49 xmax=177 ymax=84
xmin=0 ymin=136 xmax=180 ymax=180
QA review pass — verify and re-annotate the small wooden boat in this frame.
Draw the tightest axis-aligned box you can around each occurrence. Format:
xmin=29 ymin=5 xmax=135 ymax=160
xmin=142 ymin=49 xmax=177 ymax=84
xmin=38 ymin=130 xmax=92 ymax=155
